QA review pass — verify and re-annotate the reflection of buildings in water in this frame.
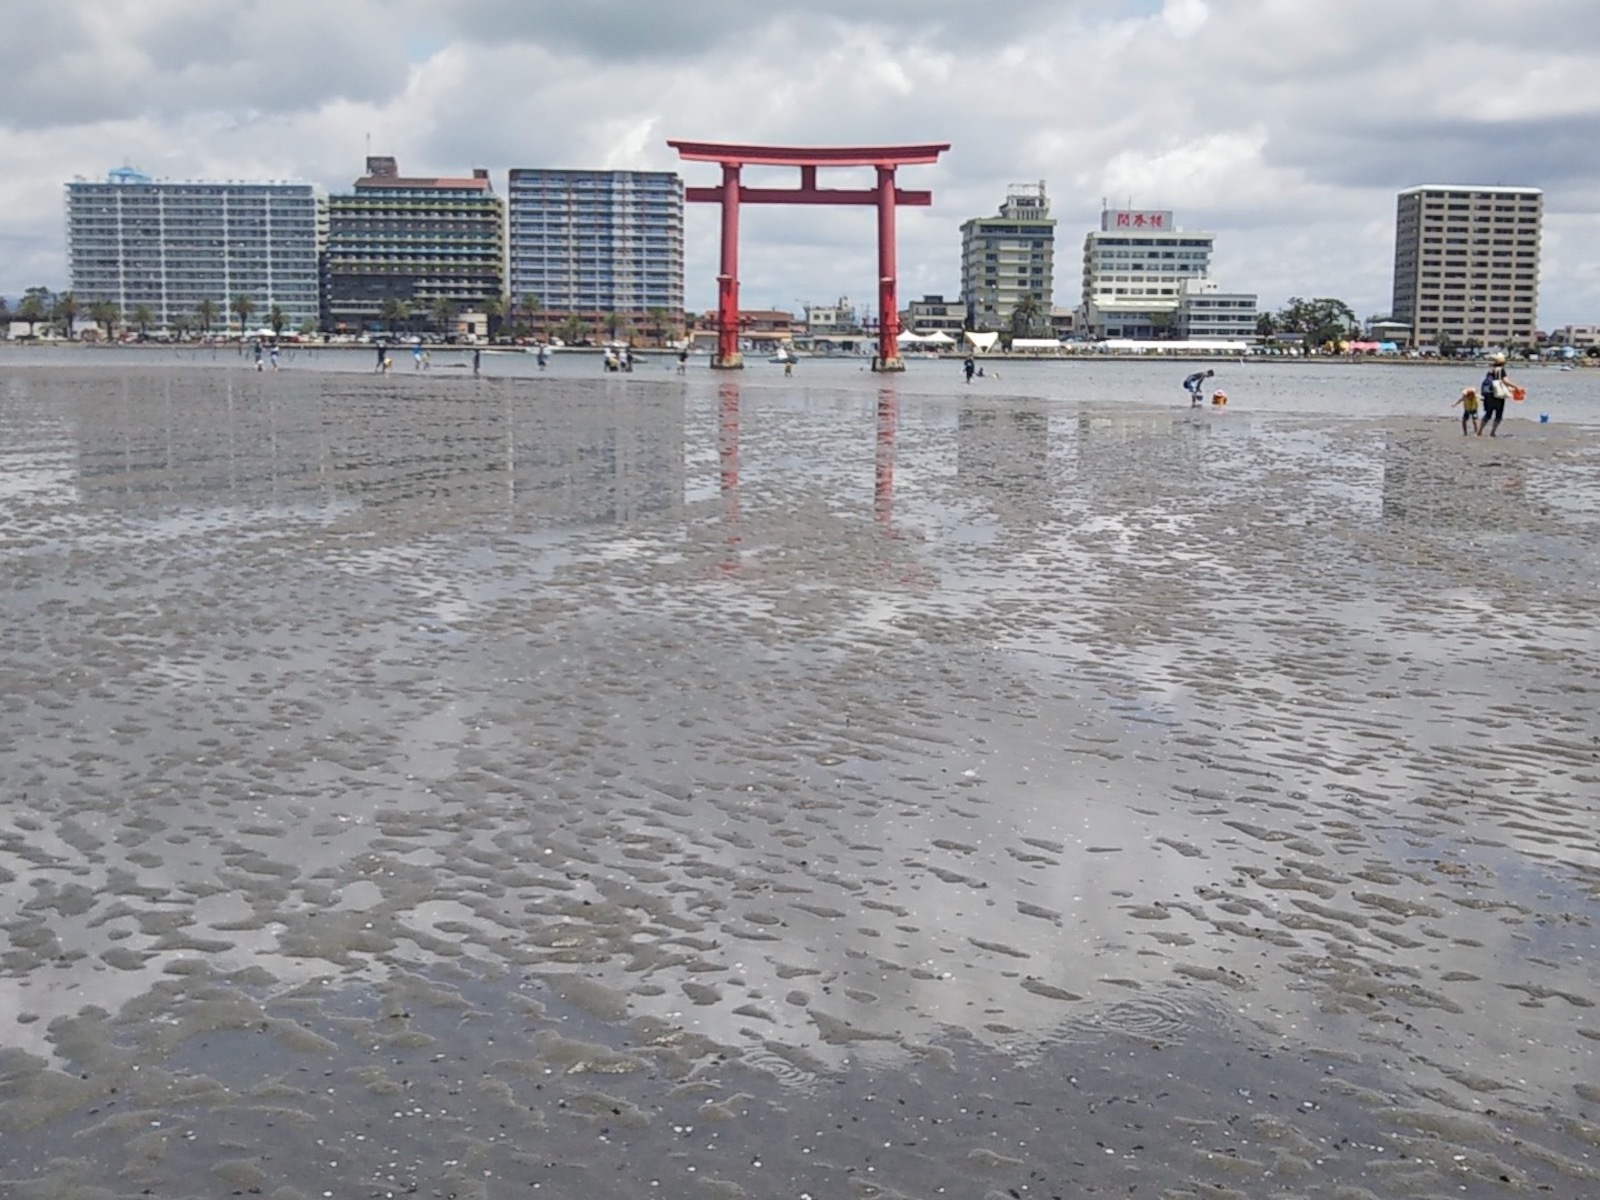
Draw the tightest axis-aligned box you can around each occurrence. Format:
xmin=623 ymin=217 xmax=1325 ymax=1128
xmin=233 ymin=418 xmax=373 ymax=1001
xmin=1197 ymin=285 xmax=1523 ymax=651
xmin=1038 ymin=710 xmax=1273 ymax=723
xmin=1075 ymin=410 xmax=1211 ymax=461
xmin=957 ymin=406 xmax=1052 ymax=522
xmin=64 ymin=373 xmax=685 ymax=530
xmin=504 ymin=389 xmax=685 ymax=528
xmin=1072 ymin=410 xmax=1214 ymax=509
xmin=1381 ymin=435 xmax=1528 ymax=529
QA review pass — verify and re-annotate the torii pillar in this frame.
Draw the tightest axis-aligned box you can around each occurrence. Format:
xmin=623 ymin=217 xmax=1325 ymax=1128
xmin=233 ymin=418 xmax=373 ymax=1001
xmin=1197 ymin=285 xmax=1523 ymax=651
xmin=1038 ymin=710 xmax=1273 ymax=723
xmin=668 ymin=141 xmax=950 ymax=372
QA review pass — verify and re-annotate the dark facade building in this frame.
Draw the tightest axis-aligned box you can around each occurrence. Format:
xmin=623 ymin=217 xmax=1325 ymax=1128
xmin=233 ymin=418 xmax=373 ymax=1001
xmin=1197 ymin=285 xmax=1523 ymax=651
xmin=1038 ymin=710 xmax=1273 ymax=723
xmin=324 ymin=156 xmax=505 ymax=334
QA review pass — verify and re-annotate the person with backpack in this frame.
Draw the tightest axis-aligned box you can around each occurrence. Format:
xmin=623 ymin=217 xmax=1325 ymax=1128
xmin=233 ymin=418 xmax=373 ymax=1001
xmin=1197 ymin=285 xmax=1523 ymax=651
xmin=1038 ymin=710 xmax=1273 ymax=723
xmin=1478 ymin=353 xmax=1519 ymax=437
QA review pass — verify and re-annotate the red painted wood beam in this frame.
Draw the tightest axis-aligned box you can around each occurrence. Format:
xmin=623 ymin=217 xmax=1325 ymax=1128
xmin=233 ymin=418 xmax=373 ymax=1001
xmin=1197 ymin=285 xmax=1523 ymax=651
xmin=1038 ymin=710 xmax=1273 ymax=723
xmin=685 ymin=187 xmax=933 ymax=206
xmin=667 ymin=141 xmax=949 ymax=167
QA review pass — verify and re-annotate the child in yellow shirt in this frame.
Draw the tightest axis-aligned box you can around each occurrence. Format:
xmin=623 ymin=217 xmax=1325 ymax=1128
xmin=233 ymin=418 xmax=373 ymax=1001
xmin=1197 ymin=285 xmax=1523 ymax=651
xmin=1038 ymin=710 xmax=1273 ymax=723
xmin=1452 ymin=387 xmax=1480 ymax=436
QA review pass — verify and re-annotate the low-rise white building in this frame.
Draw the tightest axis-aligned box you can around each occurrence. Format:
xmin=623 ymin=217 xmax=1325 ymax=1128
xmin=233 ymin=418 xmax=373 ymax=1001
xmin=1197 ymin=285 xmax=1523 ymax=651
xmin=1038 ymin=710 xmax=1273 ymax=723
xmin=904 ymin=294 xmax=964 ymax=335
xmin=1177 ymin=279 xmax=1257 ymax=341
xmin=803 ymin=297 xmax=858 ymax=333
xmin=1549 ymin=324 xmax=1600 ymax=348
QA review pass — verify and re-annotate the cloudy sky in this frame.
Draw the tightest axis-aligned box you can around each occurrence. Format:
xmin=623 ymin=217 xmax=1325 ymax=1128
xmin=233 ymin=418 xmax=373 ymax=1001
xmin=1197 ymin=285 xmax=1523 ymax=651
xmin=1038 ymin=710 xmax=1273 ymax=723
xmin=4 ymin=0 xmax=1600 ymax=325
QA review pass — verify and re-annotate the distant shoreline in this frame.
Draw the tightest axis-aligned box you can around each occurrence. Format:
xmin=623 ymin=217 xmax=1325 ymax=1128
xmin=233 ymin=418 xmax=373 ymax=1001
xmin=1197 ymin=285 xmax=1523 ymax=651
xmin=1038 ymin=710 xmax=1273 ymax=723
xmin=4 ymin=340 xmax=1590 ymax=369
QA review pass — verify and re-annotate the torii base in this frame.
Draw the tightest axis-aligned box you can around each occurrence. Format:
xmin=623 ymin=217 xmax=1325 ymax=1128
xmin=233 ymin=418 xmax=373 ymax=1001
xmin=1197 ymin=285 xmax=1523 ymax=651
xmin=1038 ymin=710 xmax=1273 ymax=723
xmin=872 ymin=356 xmax=906 ymax=373
xmin=712 ymin=353 xmax=744 ymax=370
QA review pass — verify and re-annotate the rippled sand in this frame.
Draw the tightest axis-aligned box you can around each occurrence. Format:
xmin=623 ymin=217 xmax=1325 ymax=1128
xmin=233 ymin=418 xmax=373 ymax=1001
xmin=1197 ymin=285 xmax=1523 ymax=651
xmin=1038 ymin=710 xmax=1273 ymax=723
xmin=2 ymin=364 xmax=1598 ymax=1198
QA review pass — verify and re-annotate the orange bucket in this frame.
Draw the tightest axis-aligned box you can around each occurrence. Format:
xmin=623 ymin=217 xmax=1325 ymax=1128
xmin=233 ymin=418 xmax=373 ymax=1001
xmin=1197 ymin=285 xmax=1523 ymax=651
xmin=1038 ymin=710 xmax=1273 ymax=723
xmin=1511 ymin=386 xmax=1526 ymax=402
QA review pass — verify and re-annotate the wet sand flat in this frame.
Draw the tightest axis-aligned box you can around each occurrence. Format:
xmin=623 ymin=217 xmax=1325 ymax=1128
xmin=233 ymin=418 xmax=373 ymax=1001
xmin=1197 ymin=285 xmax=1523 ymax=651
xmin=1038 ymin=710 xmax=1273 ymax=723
xmin=2 ymin=364 xmax=1598 ymax=1198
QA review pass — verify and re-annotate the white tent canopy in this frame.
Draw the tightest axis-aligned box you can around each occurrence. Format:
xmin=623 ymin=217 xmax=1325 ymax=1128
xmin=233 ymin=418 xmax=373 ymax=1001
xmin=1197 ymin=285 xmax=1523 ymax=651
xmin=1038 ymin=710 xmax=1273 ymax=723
xmin=1094 ymin=338 xmax=1250 ymax=354
xmin=964 ymin=331 xmax=1000 ymax=353
xmin=918 ymin=330 xmax=957 ymax=344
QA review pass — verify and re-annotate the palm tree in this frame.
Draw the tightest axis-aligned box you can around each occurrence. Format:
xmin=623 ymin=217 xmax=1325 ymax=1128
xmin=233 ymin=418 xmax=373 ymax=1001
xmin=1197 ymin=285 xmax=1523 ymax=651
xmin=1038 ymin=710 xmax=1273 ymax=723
xmin=431 ymin=296 xmax=456 ymax=338
xmin=268 ymin=305 xmax=287 ymax=337
xmin=17 ymin=290 xmax=47 ymax=337
xmin=132 ymin=304 xmax=154 ymax=339
xmin=55 ymin=291 xmax=80 ymax=339
xmin=1007 ymin=295 xmax=1042 ymax=339
xmin=379 ymin=297 xmax=409 ymax=334
xmin=482 ymin=295 xmax=504 ymax=340
xmin=603 ymin=311 xmax=623 ymax=343
xmin=558 ymin=314 xmax=583 ymax=347
xmin=518 ymin=292 xmax=541 ymax=337
xmin=90 ymin=300 xmax=120 ymax=341
xmin=171 ymin=314 xmax=193 ymax=341
xmin=646 ymin=306 xmax=669 ymax=346
xmin=232 ymin=294 xmax=256 ymax=338
xmin=196 ymin=298 xmax=218 ymax=336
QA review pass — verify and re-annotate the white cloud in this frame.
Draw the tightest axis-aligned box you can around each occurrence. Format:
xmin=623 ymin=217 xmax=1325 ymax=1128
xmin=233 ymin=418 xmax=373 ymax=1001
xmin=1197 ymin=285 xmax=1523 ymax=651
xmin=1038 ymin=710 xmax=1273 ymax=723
xmin=1161 ymin=0 xmax=1210 ymax=39
xmin=5 ymin=0 xmax=1600 ymax=324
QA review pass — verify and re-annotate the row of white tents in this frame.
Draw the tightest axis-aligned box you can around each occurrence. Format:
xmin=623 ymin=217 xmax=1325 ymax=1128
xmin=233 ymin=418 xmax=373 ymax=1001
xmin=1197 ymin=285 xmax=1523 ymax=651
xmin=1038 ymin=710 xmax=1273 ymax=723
xmin=897 ymin=330 xmax=1001 ymax=352
xmin=897 ymin=331 xmax=1252 ymax=356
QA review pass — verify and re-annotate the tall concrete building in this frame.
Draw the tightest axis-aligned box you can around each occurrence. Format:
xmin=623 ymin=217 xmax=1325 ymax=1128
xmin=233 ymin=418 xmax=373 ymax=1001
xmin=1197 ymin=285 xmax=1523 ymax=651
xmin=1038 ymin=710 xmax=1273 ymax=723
xmin=65 ymin=167 xmax=324 ymax=332
xmin=1390 ymin=185 xmax=1542 ymax=349
xmin=1077 ymin=208 xmax=1254 ymax=340
xmin=506 ymin=169 xmax=684 ymax=322
xmin=960 ymin=183 xmax=1056 ymax=332
xmin=324 ymin=156 xmax=505 ymax=334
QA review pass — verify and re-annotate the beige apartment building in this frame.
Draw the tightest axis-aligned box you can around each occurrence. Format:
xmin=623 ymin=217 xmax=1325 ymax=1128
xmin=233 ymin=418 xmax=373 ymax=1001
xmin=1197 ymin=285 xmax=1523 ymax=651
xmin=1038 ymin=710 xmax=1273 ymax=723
xmin=1390 ymin=185 xmax=1542 ymax=349
xmin=960 ymin=183 xmax=1055 ymax=332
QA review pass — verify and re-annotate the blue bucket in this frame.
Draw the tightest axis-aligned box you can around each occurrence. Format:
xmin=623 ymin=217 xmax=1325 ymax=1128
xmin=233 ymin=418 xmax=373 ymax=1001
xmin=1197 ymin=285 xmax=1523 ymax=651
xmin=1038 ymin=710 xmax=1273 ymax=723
xmin=1539 ymin=413 xmax=1549 ymax=424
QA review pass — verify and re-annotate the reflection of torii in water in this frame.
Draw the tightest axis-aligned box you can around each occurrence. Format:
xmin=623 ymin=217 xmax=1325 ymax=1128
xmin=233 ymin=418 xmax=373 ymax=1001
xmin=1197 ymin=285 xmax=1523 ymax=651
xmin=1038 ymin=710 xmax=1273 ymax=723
xmin=717 ymin=383 xmax=741 ymax=574
xmin=875 ymin=388 xmax=896 ymax=529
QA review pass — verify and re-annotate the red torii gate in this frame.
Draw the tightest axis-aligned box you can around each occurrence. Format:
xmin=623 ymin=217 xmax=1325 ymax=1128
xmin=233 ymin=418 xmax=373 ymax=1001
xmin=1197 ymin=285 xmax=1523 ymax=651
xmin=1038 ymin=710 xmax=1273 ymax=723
xmin=667 ymin=140 xmax=950 ymax=372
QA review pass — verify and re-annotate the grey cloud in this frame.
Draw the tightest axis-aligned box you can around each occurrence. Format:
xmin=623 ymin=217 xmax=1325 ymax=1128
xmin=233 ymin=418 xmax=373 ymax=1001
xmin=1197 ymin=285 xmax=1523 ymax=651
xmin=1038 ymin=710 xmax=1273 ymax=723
xmin=1261 ymin=112 xmax=1600 ymax=199
xmin=0 ymin=3 xmax=413 ymax=132
xmin=440 ymin=0 xmax=1092 ymax=61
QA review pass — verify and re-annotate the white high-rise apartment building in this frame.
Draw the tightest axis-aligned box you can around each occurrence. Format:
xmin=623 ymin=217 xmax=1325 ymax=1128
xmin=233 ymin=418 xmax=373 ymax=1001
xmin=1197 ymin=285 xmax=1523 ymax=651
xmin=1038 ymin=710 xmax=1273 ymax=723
xmin=1390 ymin=185 xmax=1542 ymax=349
xmin=507 ymin=169 xmax=684 ymax=319
xmin=66 ymin=168 xmax=324 ymax=332
xmin=960 ymin=183 xmax=1055 ymax=332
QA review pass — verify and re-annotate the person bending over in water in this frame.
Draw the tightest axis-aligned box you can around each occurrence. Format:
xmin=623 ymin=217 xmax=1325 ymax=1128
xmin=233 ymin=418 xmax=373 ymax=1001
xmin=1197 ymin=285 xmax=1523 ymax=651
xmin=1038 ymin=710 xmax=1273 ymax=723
xmin=1452 ymin=387 xmax=1480 ymax=436
xmin=1183 ymin=368 xmax=1215 ymax=406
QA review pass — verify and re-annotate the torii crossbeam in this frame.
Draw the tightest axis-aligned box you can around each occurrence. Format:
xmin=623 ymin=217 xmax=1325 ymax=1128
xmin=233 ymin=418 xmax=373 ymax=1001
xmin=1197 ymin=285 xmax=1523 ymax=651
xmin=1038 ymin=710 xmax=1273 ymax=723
xmin=668 ymin=141 xmax=950 ymax=372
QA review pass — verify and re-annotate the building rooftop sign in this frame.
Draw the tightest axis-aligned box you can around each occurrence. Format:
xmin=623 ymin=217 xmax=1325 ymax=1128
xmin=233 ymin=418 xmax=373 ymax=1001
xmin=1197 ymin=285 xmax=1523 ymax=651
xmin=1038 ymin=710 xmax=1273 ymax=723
xmin=1102 ymin=209 xmax=1174 ymax=231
